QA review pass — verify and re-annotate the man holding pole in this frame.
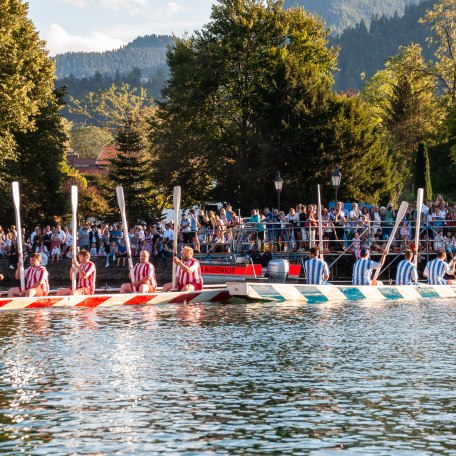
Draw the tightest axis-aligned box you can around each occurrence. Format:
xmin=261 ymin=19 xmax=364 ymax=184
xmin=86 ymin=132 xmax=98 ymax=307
xmin=305 ymin=247 xmax=330 ymax=285
xmin=7 ymin=253 xmax=49 ymax=297
xmin=423 ymin=251 xmax=455 ymax=285
xmin=120 ymin=251 xmax=157 ymax=294
xmin=162 ymin=246 xmax=203 ymax=292
xmin=396 ymin=249 xmax=418 ymax=285
xmin=352 ymin=248 xmax=385 ymax=286
xmin=56 ymin=250 xmax=96 ymax=295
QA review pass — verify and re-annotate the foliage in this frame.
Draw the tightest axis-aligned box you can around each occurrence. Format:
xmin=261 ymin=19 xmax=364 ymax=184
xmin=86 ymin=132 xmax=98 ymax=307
xmin=284 ymin=0 xmax=423 ymax=34
xmin=7 ymin=89 xmax=71 ymax=226
xmin=150 ymin=0 xmax=398 ymax=209
xmin=0 ymin=0 xmax=56 ymax=196
xmin=421 ymin=0 xmax=456 ymax=106
xmin=415 ymin=142 xmax=433 ymax=200
xmin=361 ymin=44 xmax=443 ymax=190
xmin=333 ymin=0 xmax=436 ymax=90
xmin=68 ymin=83 xmax=152 ymax=130
xmin=71 ymin=126 xmax=114 ymax=158
xmin=109 ymin=116 xmax=162 ymax=223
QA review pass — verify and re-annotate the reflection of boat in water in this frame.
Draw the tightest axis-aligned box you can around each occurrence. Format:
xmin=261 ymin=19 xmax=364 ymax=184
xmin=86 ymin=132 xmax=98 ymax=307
xmin=227 ymin=281 xmax=456 ymax=304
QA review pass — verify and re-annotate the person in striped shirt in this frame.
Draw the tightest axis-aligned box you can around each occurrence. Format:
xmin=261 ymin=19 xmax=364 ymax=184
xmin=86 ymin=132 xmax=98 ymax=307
xmin=162 ymin=246 xmax=203 ymax=292
xmin=423 ymin=250 xmax=455 ymax=285
xmin=119 ymin=251 xmax=157 ymax=294
xmin=396 ymin=249 xmax=418 ymax=285
xmin=304 ymin=247 xmax=330 ymax=284
xmin=352 ymin=248 xmax=385 ymax=285
xmin=8 ymin=253 xmax=49 ymax=297
xmin=56 ymin=250 xmax=96 ymax=295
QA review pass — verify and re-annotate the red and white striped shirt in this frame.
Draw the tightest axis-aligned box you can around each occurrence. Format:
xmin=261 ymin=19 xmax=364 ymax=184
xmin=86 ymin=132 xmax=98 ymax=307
xmin=132 ymin=262 xmax=157 ymax=292
xmin=24 ymin=265 xmax=49 ymax=295
xmin=176 ymin=257 xmax=203 ymax=290
xmin=78 ymin=261 xmax=96 ymax=294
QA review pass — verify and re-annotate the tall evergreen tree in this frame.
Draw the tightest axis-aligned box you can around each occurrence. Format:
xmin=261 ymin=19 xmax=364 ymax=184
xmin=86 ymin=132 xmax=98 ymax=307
xmin=109 ymin=117 xmax=158 ymax=223
xmin=415 ymin=142 xmax=433 ymax=201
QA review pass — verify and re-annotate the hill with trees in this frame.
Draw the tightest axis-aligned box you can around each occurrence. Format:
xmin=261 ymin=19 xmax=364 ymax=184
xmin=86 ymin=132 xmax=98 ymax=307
xmin=54 ymin=34 xmax=172 ymax=79
xmin=284 ymin=0 xmax=423 ymax=33
xmin=333 ymin=0 xmax=437 ymax=90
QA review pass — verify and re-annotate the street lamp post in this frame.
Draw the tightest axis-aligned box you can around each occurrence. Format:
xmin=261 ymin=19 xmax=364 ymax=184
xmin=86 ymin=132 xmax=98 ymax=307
xmin=331 ymin=166 xmax=342 ymax=204
xmin=274 ymin=171 xmax=283 ymax=212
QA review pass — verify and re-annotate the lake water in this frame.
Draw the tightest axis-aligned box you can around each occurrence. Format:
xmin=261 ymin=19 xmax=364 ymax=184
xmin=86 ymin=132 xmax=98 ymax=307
xmin=1 ymin=300 xmax=456 ymax=454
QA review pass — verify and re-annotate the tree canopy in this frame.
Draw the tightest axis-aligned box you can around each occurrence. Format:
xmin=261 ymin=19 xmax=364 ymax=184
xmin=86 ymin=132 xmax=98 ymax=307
xmin=149 ymin=0 xmax=398 ymax=209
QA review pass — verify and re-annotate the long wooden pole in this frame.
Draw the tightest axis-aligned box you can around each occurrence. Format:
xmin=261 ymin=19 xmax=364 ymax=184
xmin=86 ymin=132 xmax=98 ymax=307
xmin=414 ymin=188 xmax=424 ymax=269
xmin=317 ymin=184 xmax=323 ymax=254
xmin=12 ymin=182 xmax=25 ymax=291
xmin=172 ymin=186 xmax=181 ymax=290
xmin=71 ymin=185 xmax=78 ymax=292
xmin=116 ymin=186 xmax=134 ymax=274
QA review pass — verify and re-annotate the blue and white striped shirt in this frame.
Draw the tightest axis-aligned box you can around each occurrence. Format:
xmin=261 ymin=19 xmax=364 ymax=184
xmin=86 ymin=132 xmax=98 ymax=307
xmin=423 ymin=258 xmax=452 ymax=285
xmin=396 ymin=260 xmax=418 ymax=285
xmin=305 ymin=258 xmax=330 ymax=285
xmin=352 ymin=258 xmax=380 ymax=285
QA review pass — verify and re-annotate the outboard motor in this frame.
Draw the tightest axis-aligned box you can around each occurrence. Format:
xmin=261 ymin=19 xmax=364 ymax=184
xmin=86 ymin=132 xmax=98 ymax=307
xmin=267 ymin=259 xmax=289 ymax=283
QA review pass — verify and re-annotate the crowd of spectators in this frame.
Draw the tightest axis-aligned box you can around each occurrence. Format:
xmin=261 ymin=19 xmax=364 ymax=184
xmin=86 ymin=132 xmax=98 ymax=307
xmin=1 ymin=194 xmax=456 ymax=270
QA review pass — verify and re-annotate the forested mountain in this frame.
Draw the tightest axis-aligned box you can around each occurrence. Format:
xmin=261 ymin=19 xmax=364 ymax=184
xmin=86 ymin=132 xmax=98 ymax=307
xmin=333 ymin=0 xmax=437 ymax=90
xmin=284 ymin=0 xmax=422 ymax=33
xmin=54 ymin=35 xmax=171 ymax=79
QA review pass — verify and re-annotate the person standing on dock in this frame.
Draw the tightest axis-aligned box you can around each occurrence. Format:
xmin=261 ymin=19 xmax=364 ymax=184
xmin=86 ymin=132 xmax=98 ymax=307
xmin=7 ymin=253 xmax=49 ymax=297
xmin=304 ymin=247 xmax=330 ymax=285
xmin=352 ymin=248 xmax=385 ymax=286
xmin=423 ymin=250 xmax=455 ymax=285
xmin=56 ymin=250 xmax=96 ymax=295
xmin=119 ymin=251 xmax=157 ymax=294
xmin=396 ymin=249 xmax=418 ymax=285
xmin=162 ymin=246 xmax=203 ymax=292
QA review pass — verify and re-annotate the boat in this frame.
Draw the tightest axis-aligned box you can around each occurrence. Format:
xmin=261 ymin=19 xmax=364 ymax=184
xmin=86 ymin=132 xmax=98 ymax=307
xmin=227 ymin=281 xmax=456 ymax=304
xmin=0 ymin=286 xmax=246 ymax=311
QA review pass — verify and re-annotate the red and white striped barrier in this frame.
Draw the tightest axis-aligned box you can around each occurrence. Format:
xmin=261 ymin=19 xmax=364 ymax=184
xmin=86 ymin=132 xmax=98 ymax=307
xmin=0 ymin=288 xmax=232 ymax=311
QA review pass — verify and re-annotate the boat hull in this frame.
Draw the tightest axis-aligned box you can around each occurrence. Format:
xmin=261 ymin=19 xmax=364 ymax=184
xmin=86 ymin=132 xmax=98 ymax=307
xmin=227 ymin=282 xmax=456 ymax=304
xmin=0 ymin=288 xmax=233 ymax=311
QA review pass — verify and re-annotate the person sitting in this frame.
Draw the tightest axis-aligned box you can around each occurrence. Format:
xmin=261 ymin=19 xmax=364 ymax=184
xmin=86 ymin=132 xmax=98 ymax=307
xmin=396 ymin=249 xmax=418 ymax=285
xmin=352 ymin=248 xmax=385 ymax=286
xmin=7 ymin=253 xmax=49 ymax=297
xmin=423 ymin=250 xmax=455 ymax=285
xmin=162 ymin=246 xmax=203 ymax=292
xmin=304 ymin=247 xmax=330 ymax=285
xmin=119 ymin=251 xmax=157 ymax=294
xmin=56 ymin=250 xmax=96 ymax=295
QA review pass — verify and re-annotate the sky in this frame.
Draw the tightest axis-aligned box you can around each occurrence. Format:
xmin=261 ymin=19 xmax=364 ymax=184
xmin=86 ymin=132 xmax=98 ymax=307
xmin=28 ymin=0 xmax=214 ymax=56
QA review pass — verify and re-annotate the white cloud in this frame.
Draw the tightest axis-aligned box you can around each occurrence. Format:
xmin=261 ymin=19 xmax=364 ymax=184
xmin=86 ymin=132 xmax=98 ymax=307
xmin=42 ymin=24 xmax=125 ymax=55
xmin=62 ymin=0 xmax=87 ymax=7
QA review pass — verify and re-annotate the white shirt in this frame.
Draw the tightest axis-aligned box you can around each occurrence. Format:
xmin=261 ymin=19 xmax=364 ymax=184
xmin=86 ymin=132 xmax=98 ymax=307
xmin=163 ymin=228 xmax=174 ymax=241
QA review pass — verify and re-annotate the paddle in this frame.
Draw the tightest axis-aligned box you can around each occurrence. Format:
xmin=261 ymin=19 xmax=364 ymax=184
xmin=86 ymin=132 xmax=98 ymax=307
xmin=413 ymin=188 xmax=424 ymax=269
xmin=172 ymin=186 xmax=181 ymax=290
xmin=71 ymin=185 xmax=78 ymax=292
xmin=372 ymin=200 xmax=409 ymax=283
xmin=317 ymin=184 xmax=324 ymax=255
xmin=116 ymin=186 xmax=134 ymax=276
xmin=12 ymin=182 xmax=25 ymax=291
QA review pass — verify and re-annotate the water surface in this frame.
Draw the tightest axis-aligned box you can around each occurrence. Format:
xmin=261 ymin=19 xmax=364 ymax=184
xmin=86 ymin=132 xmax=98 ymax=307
xmin=1 ymin=300 xmax=456 ymax=454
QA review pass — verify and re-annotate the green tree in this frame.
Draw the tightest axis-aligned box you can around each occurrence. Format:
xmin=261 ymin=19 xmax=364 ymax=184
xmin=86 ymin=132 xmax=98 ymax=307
xmin=69 ymin=83 xmax=152 ymax=130
xmin=0 ymin=0 xmax=55 ymax=194
xmin=150 ymin=0 xmax=396 ymax=208
xmin=421 ymin=0 xmax=456 ymax=106
xmin=415 ymin=142 xmax=433 ymax=201
xmin=109 ymin=117 xmax=159 ymax=223
xmin=71 ymin=126 xmax=114 ymax=158
xmin=9 ymin=89 xmax=71 ymax=225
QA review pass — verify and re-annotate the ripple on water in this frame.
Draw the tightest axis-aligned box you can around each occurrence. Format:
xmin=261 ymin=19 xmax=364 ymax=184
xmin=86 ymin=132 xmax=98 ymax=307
xmin=1 ymin=300 xmax=456 ymax=454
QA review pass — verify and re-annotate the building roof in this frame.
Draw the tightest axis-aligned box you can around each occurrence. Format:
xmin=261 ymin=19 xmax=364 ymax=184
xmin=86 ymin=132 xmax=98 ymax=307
xmin=96 ymin=145 xmax=119 ymax=166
